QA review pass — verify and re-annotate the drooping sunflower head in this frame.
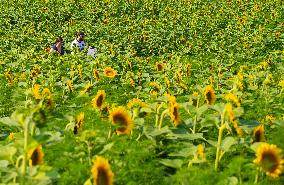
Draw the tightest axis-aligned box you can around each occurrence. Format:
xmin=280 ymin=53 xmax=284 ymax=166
xmin=28 ymin=145 xmax=44 ymax=166
xmin=149 ymin=82 xmax=160 ymax=94
xmin=224 ymin=104 xmax=235 ymax=122
xmin=156 ymin=62 xmax=164 ymax=71
xmin=92 ymin=90 xmax=106 ymax=109
xmin=77 ymin=64 xmax=83 ymax=78
xmin=93 ymin=68 xmax=101 ymax=81
xmin=224 ymin=104 xmax=243 ymax=136
xmin=253 ymin=124 xmax=265 ymax=143
xmin=66 ymin=80 xmax=74 ymax=92
xmin=42 ymin=88 xmax=53 ymax=107
xmin=165 ymin=93 xmax=176 ymax=106
xmin=254 ymin=143 xmax=284 ymax=178
xmin=104 ymin=67 xmax=117 ymax=78
xmin=9 ymin=132 xmax=15 ymax=141
xmin=80 ymin=81 xmax=93 ymax=95
xmin=71 ymin=64 xmax=76 ymax=78
xmin=129 ymin=78 xmax=135 ymax=87
xmin=186 ymin=63 xmax=191 ymax=76
xmin=204 ymin=85 xmax=216 ymax=105
xmin=197 ymin=144 xmax=206 ymax=160
xmin=127 ymin=98 xmax=147 ymax=109
xmin=265 ymin=114 xmax=275 ymax=123
xmin=169 ymin=103 xmax=180 ymax=127
xmin=190 ymin=91 xmax=199 ymax=107
xmin=33 ymin=84 xmax=41 ymax=99
xmin=109 ymin=107 xmax=133 ymax=135
xmin=164 ymin=77 xmax=170 ymax=89
xmin=4 ymin=70 xmax=13 ymax=84
xmin=224 ymin=92 xmax=240 ymax=107
xmin=76 ymin=112 xmax=85 ymax=129
xmin=91 ymin=156 xmax=114 ymax=185
xmin=279 ymin=79 xmax=284 ymax=87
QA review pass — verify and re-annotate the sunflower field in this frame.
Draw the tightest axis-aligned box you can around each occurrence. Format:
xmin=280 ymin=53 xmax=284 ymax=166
xmin=0 ymin=0 xmax=284 ymax=184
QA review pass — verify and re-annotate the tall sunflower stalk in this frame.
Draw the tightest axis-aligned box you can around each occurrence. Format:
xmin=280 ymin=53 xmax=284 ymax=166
xmin=214 ymin=106 xmax=227 ymax=171
xmin=155 ymin=102 xmax=164 ymax=128
xmin=14 ymin=115 xmax=32 ymax=185
xmin=192 ymin=97 xmax=200 ymax=134
xmin=158 ymin=108 xmax=169 ymax=129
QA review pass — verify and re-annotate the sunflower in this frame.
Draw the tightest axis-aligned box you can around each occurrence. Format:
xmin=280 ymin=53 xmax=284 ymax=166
xmin=265 ymin=115 xmax=275 ymax=123
xmin=165 ymin=93 xmax=176 ymax=106
xmin=279 ymin=80 xmax=284 ymax=87
xmin=104 ymin=67 xmax=117 ymax=78
xmin=204 ymin=85 xmax=216 ymax=105
xmin=225 ymin=104 xmax=243 ymax=136
xmin=33 ymin=84 xmax=41 ymax=99
xmin=45 ymin=47 xmax=50 ymax=53
xmin=224 ymin=93 xmax=240 ymax=107
xmin=101 ymin=104 xmax=111 ymax=115
xmin=127 ymin=98 xmax=147 ymax=109
xmin=169 ymin=103 xmax=180 ymax=127
xmin=93 ymin=68 xmax=101 ymax=81
xmin=92 ymin=90 xmax=106 ymax=109
xmin=42 ymin=88 xmax=53 ymax=107
xmin=164 ymin=77 xmax=170 ymax=89
xmin=109 ymin=107 xmax=133 ymax=135
xmin=4 ymin=71 xmax=13 ymax=84
xmin=91 ymin=156 xmax=114 ymax=185
xmin=80 ymin=81 xmax=93 ymax=95
xmin=186 ymin=64 xmax=191 ymax=77
xmin=129 ymin=78 xmax=135 ymax=87
xmin=71 ymin=64 xmax=76 ymax=78
xmin=78 ymin=64 xmax=83 ymax=79
xmin=8 ymin=132 xmax=15 ymax=140
xmin=20 ymin=72 xmax=26 ymax=81
xmin=76 ymin=112 xmax=85 ymax=129
xmin=197 ymin=144 xmax=206 ymax=160
xmin=156 ymin=62 xmax=163 ymax=71
xmin=253 ymin=124 xmax=265 ymax=143
xmin=149 ymin=82 xmax=160 ymax=94
xmin=191 ymin=92 xmax=199 ymax=107
xmin=28 ymin=145 xmax=44 ymax=166
xmin=66 ymin=80 xmax=74 ymax=92
xmin=254 ymin=143 xmax=284 ymax=178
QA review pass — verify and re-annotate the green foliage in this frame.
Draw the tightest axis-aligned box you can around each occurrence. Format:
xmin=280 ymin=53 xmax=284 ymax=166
xmin=0 ymin=0 xmax=283 ymax=184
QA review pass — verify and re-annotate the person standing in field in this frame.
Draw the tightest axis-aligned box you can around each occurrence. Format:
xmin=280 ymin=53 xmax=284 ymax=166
xmin=70 ymin=31 xmax=86 ymax=51
xmin=49 ymin=37 xmax=65 ymax=55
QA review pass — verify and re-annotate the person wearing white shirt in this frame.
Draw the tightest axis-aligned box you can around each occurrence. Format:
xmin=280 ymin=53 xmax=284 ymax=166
xmin=70 ymin=32 xmax=86 ymax=51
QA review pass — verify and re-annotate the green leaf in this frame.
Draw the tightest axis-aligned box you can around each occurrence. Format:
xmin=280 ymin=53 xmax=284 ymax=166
xmin=159 ymin=159 xmax=183 ymax=169
xmin=168 ymin=145 xmax=196 ymax=157
xmin=0 ymin=117 xmax=20 ymax=127
xmin=226 ymin=176 xmax=238 ymax=185
xmin=0 ymin=145 xmax=17 ymax=161
xmin=167 ymin=133 xmax=204 ymax=141
xmin=146 ymin=126 xmax=172 ymax=137
xmin=0 ymin=160 xmax=9 ymax=167
xmin=196 ymin=105 xmax=208 ymax=118
xmin=99 ymin=142 xmax=114 ymax=154
xmin=221 ymin=137 xmax=236 ymax=152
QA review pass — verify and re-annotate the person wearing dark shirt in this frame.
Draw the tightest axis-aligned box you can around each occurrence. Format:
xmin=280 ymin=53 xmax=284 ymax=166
xmin=49 ymin=37 xmax=64 ymax=55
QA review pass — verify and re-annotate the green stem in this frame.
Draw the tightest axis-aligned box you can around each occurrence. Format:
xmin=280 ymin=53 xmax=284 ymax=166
xmin=254 ymin=169 xmax=259 ymax=184
xmin=192 ymin=98 xmax=200 ymax=134
xmin=85 ymin=141 xmax=92 ymax=165
xmin=14 ymin=155 xmax=24 ymax=183
xmin=215 ymin=124 xmax=225 ymax=171
xmin=159 ymin=109 xmax=169 ymax=129
xmin=155 ymin=103 xmax=163 ymax=127
xmin=215 ymin=109 xmax=226 ymax=171
xmin=21 ymin=119 xmax=29 ymax=185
